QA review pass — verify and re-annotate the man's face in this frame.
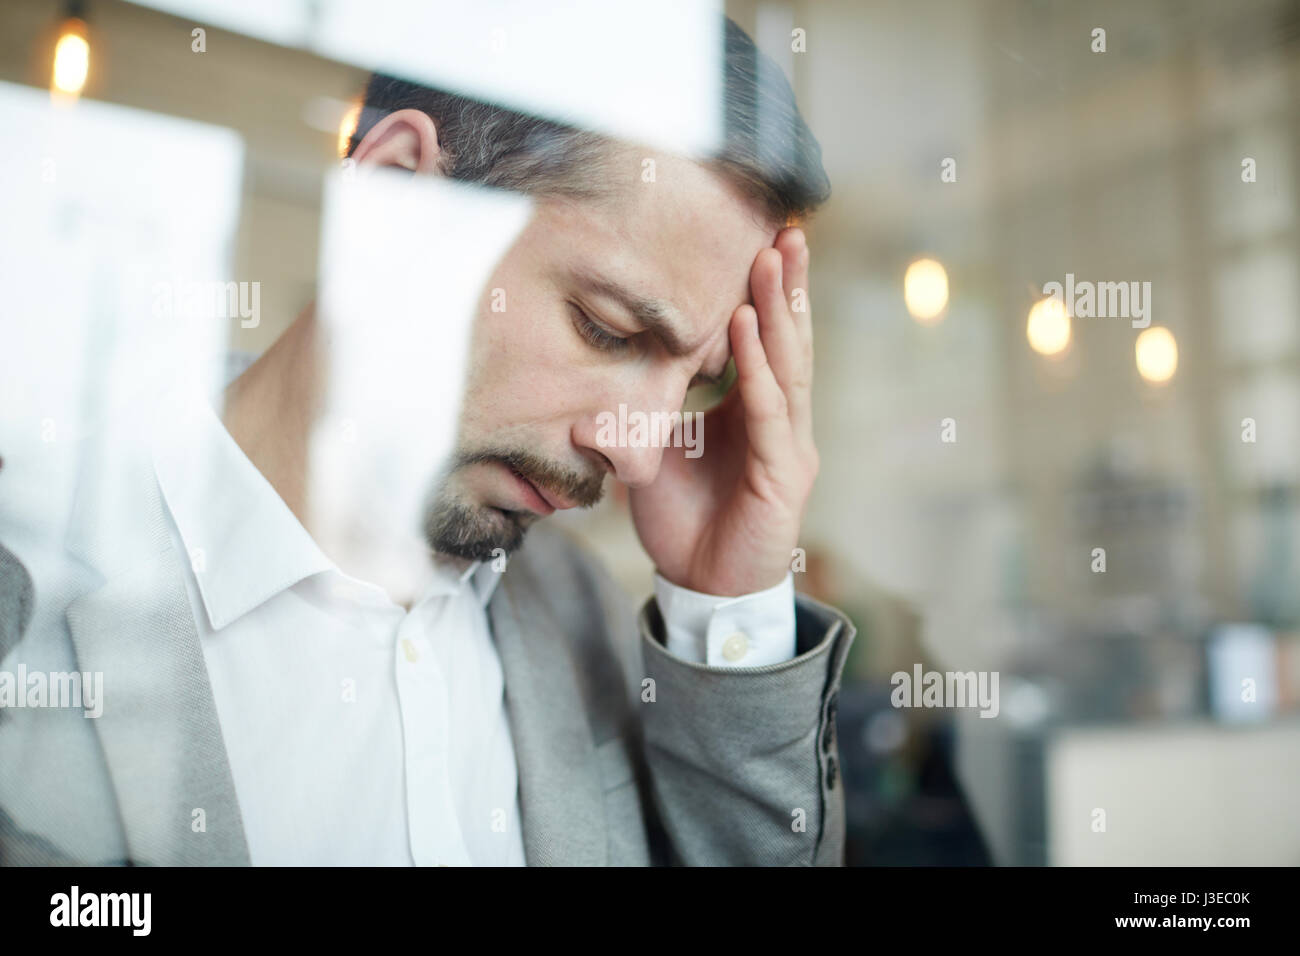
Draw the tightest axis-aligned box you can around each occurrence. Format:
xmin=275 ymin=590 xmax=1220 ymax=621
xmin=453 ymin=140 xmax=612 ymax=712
xmin=424 ymin=152 xmax=778 ymax=559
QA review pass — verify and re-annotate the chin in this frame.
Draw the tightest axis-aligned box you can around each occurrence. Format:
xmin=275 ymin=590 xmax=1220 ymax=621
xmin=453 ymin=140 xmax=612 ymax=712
xmin=423 ymin=495 xmax=533 ymax=561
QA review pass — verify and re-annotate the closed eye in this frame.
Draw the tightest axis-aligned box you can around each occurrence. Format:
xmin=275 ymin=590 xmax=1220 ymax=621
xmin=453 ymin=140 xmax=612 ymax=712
xmin=569 ymin=301 xmax=632 ymax=352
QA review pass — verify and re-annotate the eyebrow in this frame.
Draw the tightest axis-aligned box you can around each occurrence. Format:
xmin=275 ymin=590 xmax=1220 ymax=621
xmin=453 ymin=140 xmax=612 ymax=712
xmin=569 ymin=268 xmax=728 ymax=386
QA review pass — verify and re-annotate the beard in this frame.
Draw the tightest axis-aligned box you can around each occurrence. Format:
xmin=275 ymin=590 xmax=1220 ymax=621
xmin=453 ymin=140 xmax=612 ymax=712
xmin=422 ymin=495 xmax=530 ymax=561
xmin=422 ymin=444 xmax=607 ymax=561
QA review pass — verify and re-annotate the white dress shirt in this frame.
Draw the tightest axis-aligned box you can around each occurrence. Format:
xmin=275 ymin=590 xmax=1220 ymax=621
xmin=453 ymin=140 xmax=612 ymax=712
xmin=148 ymin=391 xmax=796 ymax=865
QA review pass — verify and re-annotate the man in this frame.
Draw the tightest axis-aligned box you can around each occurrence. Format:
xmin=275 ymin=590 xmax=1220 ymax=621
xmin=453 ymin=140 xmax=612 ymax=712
xmin=0 ymin=16 xmax=855 ymax=865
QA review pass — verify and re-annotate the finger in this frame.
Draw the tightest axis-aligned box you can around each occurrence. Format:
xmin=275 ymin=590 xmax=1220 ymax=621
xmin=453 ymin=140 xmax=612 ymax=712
xmin=768 ymin=228 xmax=814 ymax=436
xmin=729 ymin=303 xmax=793 ymax=468
xmin=776 ymin=227 xmax=813 ymax=362
xmin=750 ymin=246 xmax=802 ymax=399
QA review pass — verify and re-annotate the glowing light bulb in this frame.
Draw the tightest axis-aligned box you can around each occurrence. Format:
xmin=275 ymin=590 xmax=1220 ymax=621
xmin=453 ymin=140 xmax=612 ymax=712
xmin=1136 ymin=326 xmax=1178 ymax=384
xmin=52 ymin=20 xmax=89 ymax=98
xmin=1027 ymin=295 xmax=1071 ymax=356
xmin=904 ymin=258 xmax=948 ymax=323
xmin=337 ymin=100 xmax=362 ymax=158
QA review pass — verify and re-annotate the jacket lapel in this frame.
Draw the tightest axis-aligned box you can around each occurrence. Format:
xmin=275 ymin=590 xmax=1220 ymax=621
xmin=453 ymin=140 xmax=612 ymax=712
xmin=488 ymin=565 xmax=607 ymax=866
xmin=64 ymin=442 xmax=249 ymax=866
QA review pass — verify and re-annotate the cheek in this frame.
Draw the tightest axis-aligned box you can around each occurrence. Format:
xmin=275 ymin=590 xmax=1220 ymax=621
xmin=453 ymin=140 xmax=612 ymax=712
xmin=460 ymin=303 xmax=581 ymax=431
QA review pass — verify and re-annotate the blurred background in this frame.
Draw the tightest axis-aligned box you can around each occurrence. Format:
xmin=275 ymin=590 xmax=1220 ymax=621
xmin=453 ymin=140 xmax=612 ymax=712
xmin=1 ymin=0 xmax=1298 ymax=865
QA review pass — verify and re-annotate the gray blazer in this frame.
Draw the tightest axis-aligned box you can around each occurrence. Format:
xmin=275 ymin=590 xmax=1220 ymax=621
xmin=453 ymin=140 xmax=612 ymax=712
xmin=0 ymin=454 xmax=855 ymax=866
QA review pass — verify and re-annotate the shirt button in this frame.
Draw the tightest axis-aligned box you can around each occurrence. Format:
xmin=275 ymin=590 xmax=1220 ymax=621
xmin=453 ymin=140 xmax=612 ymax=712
xmin=400 ymin=637 xmax=419 ymax=663
xmin=721 ymin=631 xmax=749 ymax=662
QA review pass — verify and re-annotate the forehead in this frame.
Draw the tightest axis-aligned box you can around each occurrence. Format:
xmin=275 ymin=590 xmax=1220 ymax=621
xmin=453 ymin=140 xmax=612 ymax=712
xmin=532 ymin=154 xmax=777 ymax=343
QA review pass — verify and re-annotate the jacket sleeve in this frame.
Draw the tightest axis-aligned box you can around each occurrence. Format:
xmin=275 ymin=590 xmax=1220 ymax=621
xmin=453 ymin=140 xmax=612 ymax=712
xmin=636 ymin=593 xmax=856 ymax=866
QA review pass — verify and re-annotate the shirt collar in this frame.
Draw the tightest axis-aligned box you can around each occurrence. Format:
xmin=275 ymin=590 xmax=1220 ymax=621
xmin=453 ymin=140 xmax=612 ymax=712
xmin=152 ymin=390 xmax=503 ymax=630
xmin=471 ymin=560 xmax=504 ymax=606
xmin=424 ymin=550 xmax=503 ymax=608
xmin=152 ymin=391 xmax=335 ymax=631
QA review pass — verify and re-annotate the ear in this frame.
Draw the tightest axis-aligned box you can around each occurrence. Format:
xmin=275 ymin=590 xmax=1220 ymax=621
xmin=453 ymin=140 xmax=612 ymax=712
xmin=351 ymin=108 xmax=442 ymax=175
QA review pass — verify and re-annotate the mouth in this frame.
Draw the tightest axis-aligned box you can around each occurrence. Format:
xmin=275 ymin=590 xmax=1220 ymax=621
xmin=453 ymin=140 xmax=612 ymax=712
xmin=500 ymin=463 xmax=579 ymax=514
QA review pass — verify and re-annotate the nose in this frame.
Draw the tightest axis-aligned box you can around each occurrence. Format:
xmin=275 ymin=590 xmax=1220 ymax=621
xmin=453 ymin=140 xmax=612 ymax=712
xmin=572 ymin=377 xmax=686 ymax=489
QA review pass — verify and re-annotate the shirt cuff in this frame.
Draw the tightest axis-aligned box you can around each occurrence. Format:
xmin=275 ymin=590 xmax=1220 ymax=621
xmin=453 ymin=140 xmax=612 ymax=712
xmin=652 ymin=571 xmax=797 ymax=668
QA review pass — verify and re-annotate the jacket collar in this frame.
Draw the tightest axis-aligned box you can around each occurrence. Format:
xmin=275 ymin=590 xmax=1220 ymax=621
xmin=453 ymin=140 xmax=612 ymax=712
xmin=63 ymin=424 xmax=251 ymax=865
xmin=487 ymin=540 xmax=607 ymax=866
